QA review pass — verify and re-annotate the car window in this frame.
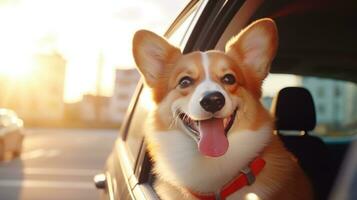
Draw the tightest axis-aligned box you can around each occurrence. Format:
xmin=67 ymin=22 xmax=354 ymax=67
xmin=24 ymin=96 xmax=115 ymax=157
xmin=168 ymin=3 xmax=200 ymax=48
xmin=168 ymin=2 xmax=205 ymax=49
xmin=125 ymin=88 xmax=155 ymax=164
xmin=262 ymin=74 xmax=357 ymax=138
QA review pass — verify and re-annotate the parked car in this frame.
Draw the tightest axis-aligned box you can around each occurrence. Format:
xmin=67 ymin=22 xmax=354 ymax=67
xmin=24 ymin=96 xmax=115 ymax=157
xmin=94 ymin=0 xmax=357 ymax=199
xmin=0 ymin=108 xmax=24 ymax=160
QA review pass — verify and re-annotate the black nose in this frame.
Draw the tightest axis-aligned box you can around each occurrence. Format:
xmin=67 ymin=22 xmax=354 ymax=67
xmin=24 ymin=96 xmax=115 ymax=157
xmin=200 ymin=91 xmax=225 ymax=113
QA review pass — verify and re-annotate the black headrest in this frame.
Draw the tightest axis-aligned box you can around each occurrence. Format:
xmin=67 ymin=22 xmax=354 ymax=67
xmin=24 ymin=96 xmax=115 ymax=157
xmin=271 ymin=87 xmax=316 ymax=131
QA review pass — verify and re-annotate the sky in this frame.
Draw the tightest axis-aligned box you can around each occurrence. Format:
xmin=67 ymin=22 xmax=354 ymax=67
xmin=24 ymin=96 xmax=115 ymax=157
xmin=0 ymin=0 xmax=302 ymax=103
xmin=0 ymin=0 xmax=188 ymax=102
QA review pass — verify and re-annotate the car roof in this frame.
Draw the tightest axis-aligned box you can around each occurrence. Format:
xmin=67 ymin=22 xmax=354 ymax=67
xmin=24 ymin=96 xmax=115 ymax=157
xmin=253 ymin=0 xmax=357 ymax=83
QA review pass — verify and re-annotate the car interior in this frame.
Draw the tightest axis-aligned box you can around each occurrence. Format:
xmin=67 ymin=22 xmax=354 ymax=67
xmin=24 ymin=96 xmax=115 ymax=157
xmin=107 ymin=0 xmax=357 ymax=199
xmin=215 ymin=3 xmax=357 ymax=199
xmin=271 ymin=87 xmax=334 ymax=200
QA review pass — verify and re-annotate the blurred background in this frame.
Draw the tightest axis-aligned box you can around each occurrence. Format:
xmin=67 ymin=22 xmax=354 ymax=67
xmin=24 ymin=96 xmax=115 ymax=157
xmin=0 ymin=0 xmax=188 ymax=199
xmin=0 ymin=0 xmax=188 ymax=128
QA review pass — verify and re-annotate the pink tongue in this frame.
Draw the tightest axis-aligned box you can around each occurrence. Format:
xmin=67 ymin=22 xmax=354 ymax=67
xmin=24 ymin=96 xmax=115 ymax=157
xmin=198 ymin=118 xmax=229 ymax=157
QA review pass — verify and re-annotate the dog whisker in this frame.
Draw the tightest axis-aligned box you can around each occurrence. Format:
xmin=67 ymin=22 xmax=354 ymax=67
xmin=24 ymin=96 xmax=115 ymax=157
xmin=170 ymin=115 xmax=179 ymax=128
xmin=169 ymin=108 xmax=182 ymax=129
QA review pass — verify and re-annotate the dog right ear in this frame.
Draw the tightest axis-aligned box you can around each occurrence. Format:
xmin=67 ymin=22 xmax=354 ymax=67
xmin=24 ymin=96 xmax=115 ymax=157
xmin=132 ymin=30 xmax=181 ymax=88
xmin=225 ymin=18 xmax=278 ymax=80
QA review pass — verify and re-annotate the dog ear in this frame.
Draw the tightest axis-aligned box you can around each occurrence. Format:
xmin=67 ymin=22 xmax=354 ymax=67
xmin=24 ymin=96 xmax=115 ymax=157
xmin=132 ymin=30 xmax=181 ymax=88
xmin=225 ymin=18 xmax=278 ymax=80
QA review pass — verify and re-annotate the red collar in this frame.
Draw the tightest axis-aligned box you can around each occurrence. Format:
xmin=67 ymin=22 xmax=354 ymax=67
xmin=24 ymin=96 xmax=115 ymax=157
xmin=189 ymin=157 xmax=266 ymax=200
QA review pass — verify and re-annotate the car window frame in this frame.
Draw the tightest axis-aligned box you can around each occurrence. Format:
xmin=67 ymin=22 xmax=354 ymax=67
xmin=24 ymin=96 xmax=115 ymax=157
xmin=193 ymin=0 xmax=246 ymax=51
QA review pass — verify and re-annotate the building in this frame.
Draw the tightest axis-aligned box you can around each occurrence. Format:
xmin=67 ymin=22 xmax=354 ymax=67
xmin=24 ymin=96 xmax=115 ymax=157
xmin=108 ymin=69 xmax=140 ymax=123
xmin=0 ymin=52 xmax=66 ymax=121
xmin=302 ymin=77 xmax=357 ymax=128
xmin=79 ymin=94 xmax=110 ymax=122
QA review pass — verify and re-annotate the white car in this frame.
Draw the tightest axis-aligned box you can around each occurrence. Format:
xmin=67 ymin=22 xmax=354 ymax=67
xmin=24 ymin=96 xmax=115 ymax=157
xmin=0 ymin=109 xmax=24 ymax=160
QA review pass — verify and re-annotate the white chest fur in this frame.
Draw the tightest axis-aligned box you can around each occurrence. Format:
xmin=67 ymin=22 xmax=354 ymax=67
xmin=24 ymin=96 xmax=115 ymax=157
xmin=148 ymin=125 xmax=272 ymax=193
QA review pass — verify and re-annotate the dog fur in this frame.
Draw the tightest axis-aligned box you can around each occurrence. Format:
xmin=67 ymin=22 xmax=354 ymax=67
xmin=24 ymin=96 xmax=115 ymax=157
xmin=132 ymin=18 xmax=313 ymax=200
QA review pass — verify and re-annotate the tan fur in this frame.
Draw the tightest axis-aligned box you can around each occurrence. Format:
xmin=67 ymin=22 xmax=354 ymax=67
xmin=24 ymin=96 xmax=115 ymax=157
xmin=133 ymin=18 xmax=313 ymax=200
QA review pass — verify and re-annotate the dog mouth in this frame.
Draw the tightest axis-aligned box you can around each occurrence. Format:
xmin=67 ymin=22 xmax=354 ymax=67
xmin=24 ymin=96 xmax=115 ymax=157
xmin=178 ymin=108 xmax=238 ymax=157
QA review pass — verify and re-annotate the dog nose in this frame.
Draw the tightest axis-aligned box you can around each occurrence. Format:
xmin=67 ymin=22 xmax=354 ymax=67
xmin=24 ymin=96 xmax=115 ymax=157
xmin=200 ymin=91 xmax=225 ymax=113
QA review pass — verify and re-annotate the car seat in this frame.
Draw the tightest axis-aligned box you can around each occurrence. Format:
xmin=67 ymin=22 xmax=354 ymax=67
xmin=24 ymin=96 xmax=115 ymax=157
xmin=271 ymin=87 xmax=334 ymax=200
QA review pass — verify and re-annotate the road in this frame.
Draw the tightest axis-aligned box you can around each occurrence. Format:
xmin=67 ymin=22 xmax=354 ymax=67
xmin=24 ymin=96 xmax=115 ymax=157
xmin=0 ymin=128 xmax=118 ymax=200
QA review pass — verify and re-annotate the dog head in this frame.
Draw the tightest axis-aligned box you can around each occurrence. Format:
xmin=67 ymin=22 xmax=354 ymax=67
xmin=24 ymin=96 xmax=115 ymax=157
xmin=133 ymin=18 xmax=277 ymax=158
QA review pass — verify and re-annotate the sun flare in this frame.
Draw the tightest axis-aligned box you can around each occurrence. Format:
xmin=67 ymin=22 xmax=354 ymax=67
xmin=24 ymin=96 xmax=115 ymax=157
xmin=0 ymin=0 xmax=187 ymax=102
xmin=0 ymin=55 xmax=34 ymax=79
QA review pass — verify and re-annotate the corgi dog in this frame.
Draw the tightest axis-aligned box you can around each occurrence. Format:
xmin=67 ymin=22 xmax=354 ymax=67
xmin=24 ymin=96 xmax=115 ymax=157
xmin=132 ymin=18 xmax=312 ymax=200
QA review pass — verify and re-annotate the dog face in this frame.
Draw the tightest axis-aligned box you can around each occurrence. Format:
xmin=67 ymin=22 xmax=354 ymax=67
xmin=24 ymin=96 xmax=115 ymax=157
xmin=133 ymin=18 xmax=277 ymax=158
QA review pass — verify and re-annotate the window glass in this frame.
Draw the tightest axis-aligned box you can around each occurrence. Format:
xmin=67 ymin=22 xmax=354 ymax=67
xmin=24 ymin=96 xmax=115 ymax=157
xmin=125 ymin=88 xmax=155 ymax=164
xmin=262 ymin=74 xmax=357 ymax=137
xmin=168 ymin=9 xmax=196 ymax=47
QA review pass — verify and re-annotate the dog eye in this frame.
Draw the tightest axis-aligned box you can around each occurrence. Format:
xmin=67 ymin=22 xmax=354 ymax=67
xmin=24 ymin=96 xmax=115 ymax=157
xmin=178 ymin=76 xmax=193 ymax=88
xmin=221 ymin=74 xmax=236 ymax=85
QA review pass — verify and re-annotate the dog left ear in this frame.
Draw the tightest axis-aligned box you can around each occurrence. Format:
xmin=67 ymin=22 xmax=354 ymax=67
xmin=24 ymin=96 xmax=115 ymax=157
xmin=225 ymin=18 xmax=278 ymax=80
xmin=132 ymin=30 xmax=181 ymax=88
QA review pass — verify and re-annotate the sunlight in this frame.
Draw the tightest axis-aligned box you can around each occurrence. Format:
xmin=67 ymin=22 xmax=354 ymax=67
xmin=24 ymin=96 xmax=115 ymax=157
xmin=0 ymin=0 xmax=187 ymax=102
xmin=141 ymin=88 xmax=156 ymax=111
xmin=0 ymin=54 xmax=34 ymax=79
xmin=63 ymin=60 xmax=98 ymax=103
xmin=0 ymin=5 xmax=36 ymax=79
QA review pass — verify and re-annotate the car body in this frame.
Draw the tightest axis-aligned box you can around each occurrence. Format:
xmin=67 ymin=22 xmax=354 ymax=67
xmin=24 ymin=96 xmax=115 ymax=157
xmin=0 ymin=108 xmax=24 ymax=160
xmin=95 ymin=0 xmax=357 ymax=199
